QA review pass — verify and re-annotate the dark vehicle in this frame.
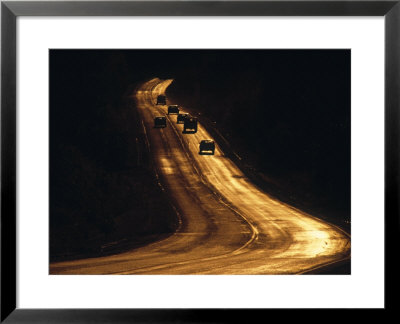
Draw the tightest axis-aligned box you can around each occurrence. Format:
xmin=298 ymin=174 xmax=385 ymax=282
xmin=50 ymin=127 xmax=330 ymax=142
xmin=156 ymin=95 xmax=166 ymax=105
xmin=183 ymin=117 xmax=198 ymax=133
xmin=177 ymin=113 xmax=189 ymax=124
xmin=154 ymin=116 xmax=167 ymax=128
xmin=199 ymin=140 xmax=215 ymax=155
xmin=168 ymin=105 xmax=179 ymax=115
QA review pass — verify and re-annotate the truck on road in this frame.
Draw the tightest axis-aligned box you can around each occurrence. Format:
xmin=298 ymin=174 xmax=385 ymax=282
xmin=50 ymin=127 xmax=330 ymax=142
xmin=156 ymin=95 xmax=166 ymax=105
xmin=168 ymin=105 xmax=179 ymax=115
xmin=199 ymin=140 xmax=215 ymax=155
xmin=183 ymin=117 xmax=198 ymax=133
xmin=177 ymin=113 xmax=189 ymax=124
xmin=154 ymin=116 xmax=167 ymax=128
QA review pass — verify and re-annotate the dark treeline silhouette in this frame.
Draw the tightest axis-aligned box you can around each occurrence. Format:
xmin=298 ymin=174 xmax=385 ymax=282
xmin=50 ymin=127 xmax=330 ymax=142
xmin=166 ymin=50 xmax=350 ymax=227
xmin=50 ymin=50 xmax=178 ymax=260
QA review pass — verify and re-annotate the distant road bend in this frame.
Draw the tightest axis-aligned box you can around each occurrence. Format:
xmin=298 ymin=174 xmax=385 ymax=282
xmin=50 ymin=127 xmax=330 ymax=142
xmin=50 ymin=78 xmax=351 ymax=275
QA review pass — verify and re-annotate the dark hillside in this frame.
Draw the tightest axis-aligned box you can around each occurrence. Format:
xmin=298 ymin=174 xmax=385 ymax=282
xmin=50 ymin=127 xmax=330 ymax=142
xmin=166 ymin=50 xmax=351 ymax=229
xmin=50 ymin=51 xmax=178 ymax=261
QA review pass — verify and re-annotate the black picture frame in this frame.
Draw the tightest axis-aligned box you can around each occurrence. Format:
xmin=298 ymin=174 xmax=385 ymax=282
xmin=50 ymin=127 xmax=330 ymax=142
xmin=1 ymin=0 xmax=398 ymax=322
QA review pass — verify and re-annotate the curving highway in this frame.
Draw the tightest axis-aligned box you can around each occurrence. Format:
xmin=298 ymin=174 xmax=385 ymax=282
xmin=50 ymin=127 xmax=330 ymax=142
xmin=50 ymin=78 xmax=350 ymax=275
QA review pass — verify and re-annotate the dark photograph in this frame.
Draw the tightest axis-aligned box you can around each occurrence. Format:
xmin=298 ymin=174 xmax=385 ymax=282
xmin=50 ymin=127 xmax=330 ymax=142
xmin=49 ymin=49 xmax=351 ymax=274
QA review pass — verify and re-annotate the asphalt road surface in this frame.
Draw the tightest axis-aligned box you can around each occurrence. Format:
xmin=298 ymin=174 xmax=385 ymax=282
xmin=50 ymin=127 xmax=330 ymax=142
xmin=50 ymin=78 xmax=350 ymax=274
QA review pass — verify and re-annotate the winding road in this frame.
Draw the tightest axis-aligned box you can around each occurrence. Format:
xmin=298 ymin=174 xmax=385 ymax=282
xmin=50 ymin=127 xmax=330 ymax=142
xmin=50 ymin=78 xmax=351 ymax=274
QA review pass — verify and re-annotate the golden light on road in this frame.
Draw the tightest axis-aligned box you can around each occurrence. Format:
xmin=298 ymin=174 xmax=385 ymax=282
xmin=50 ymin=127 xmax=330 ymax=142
xmin=50 ymin=78 xmax=350 ymax=275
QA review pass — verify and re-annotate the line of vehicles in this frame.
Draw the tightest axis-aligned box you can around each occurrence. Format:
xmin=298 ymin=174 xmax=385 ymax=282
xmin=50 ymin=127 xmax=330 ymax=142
xmin=154 ymin=95 xmax=215 ymax=155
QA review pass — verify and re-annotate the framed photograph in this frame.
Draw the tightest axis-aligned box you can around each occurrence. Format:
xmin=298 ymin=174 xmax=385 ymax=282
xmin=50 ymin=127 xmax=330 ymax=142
xmin=1 ymin=0 xmax=398 ymax=322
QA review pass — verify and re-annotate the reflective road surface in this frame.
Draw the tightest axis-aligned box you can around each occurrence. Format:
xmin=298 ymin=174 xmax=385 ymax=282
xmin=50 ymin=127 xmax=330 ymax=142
xmin=50 ymin=79 xmax=350 ymax=274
